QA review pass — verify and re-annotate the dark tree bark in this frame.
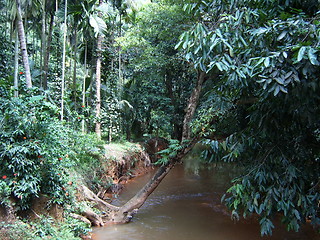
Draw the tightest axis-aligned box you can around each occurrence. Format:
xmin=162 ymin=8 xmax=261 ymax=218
xmin=164 ymin=73 xmax=183 ymax=140
xmin=42 ymin=13 xmax=54 ymax=90
xmin=182 ymin=70 xmax=206 ymax=141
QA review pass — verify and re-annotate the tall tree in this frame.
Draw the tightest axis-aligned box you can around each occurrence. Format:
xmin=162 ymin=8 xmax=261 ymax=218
xmin=13 ymin=28 xmax=19 ymax=97
xmin=95 ymin=0 xmax=104 ymax=138
xmin=117 ymin=2 xmax=194 ymax=139
xmin=60 ymin=0 xmax=68 ymax=121
xmin=175 ymin=0 xmax=320 ymax=235
xmin=40 ymin=0 xmax=56 ymax=90
xmin=76 ymin=0 xmax=208 ymax=226
xmin=15 ymin=0 xmax=32 ymax=88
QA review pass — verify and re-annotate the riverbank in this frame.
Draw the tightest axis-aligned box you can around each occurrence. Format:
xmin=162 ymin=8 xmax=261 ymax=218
xmin=0 ymin=140 xmax=156 ymax=240
xmin=92 ymin=164 xmax=320 ymax=240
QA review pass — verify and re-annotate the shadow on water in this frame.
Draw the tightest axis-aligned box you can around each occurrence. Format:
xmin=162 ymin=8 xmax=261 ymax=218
xmin=93 ymin=162 xmax=319 ymax=240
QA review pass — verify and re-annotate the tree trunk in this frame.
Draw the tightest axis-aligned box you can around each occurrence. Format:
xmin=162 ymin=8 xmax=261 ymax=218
xmin=15 ymin=0 xmax=32 ymax=88
xmin=164 ymin=73 xmax=183 ymax=140
xmin=115 ymin=162 xmax=175 ymax=221
xmin=118 ymin=13 xmax=122 ymax=94
xmin=80 ymin=134 xmax=200 ymax=225
xmin=40 ymin=0 xmax=46 ymax=89
xmin=43 ymin=13 xmax=54 ymax=90
xmin=181 ymin=71 xmax=206 ymax=141
xmin=73 ymin=28 xmax=78 ymax=107
xmin=79 ymin=70 xmax=206 ymax=226
xmin=60 ymin=0 xmax=68 ymax=121
xmin=95 ymin=0 xmax=103 ymax=139
xmin=95 ymin=34 xmax=102 ymax=138
xmin=82 ymin=43 xmax=88 ymax=134
xmin=14 ymin=29 xmax=19 ymax=97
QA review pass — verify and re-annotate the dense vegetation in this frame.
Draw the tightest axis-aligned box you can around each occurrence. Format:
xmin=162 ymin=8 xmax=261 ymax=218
xmin=0 ymin=0 xmax=319 ymax=237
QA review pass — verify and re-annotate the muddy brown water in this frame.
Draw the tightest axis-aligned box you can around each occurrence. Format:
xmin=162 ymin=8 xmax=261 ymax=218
xmin=93 ymin=164 xmax=319 ymax=240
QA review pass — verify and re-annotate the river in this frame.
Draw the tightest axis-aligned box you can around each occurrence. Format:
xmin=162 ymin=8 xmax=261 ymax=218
xmin=93 ymin=163 xmax=319 ymax=240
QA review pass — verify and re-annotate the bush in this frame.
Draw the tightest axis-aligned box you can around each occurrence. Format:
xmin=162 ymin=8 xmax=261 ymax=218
xmin=0 ymin=216 xmax=90 ymax=240
xmin=0 ymin=89 xmax=74 ymax=210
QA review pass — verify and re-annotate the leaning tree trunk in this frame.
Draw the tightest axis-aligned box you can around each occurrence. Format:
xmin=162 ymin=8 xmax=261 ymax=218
xmin=79 ymin=136 xmax=200 ymax=226
xmin=77 ymin=71 xmax=207 ymax=226
xmin=182 ymin=70 xmax=206 ymax=141
xmin=15 ymin=0 xmax=32 ymax=88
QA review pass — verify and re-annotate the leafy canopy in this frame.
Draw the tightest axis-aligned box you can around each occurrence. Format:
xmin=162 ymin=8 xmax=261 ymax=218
xmin=176 ymin=0 xmax=320 ymax=235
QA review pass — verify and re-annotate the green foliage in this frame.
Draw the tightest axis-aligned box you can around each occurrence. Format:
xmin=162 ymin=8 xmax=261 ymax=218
xmin=68 ymin=131 xmax=111 ymax=193
xmin=177 ymin=0 xmax=320 ymax=235
xmin=156 ymin=139 xmax=183 ymax=165
xmin=0 ymin=32 xmax=13 ymax=81
xmin=0 ymin=221 xmax=34 ymax=240
xmin=118 ymin=1 xmax=195 ymax=138
xmin=0 ymin=180 xmax=12 ymax=208
xmin=30 ymin=216 xmax=88 ymax=239
xmin=0 ymin=89 xmax=74 ymax=210
xmin=0 ymin=216 xmax=89 ymax=240
xmin=101 ymin=97 xmax=122 ymax=141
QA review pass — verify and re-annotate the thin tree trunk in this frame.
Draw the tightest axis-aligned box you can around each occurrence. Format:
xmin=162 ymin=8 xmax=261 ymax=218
xmin=43 ymin=13 xmax=55 ymax=90
xmin=181 ymin=71 xmax=206 ymax=141
xmin=60 ymin=0 xmax=68 ymax=121
xmin=73 ymin=28 xmax=78 ymax=107
xmin=14 ymin=30 xmax=19 ymax=97
xmin=40 ymin=0 xmax=46 ymax=88
xmin=82 ymin=43 xmax=88 ymax=134
xmin=95 ymin=0 xmax=103 ymax=138
xmin=95 ymin=34 xmax=102 ymax=138
xmin=15 ymin=0 xmax=32 ymax=88
xmin=118 ymin=13 xmax=122 ymax=94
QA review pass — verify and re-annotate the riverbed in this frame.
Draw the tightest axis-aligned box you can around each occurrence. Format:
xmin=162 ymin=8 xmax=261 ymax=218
xmin=93 ymin=164 xmax=319 ymax=240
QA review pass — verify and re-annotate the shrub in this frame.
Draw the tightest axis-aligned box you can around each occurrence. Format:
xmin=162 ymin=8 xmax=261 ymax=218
xmin=0 ymin=89 xmax=74 ymax=210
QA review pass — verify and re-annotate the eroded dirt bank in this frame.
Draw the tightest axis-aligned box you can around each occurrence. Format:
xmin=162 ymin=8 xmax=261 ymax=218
xmin=0 ymin=138 xmax=169 ymax=239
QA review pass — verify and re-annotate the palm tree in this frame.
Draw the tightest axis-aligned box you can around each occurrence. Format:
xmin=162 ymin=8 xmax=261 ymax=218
xmin=13 ymin=28 xmax=19 ymax=97
xmin=40 ymin=0 xmax=56 ymax=90
xmin=95 ymin=0 xmax=103 ymax=138
xmin=60 ymin=0 xmax=68 ymax=121
xmin=15 ymin=0 xmax=32 ymax=88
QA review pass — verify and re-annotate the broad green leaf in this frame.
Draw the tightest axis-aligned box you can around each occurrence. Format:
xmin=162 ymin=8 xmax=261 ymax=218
xmin=274 ymin=77 xmax=284 ymax=85
xmin=183 ymin=33 xmax=189 ymax=49
xmin=280 ymin=86 xmax=288 ymax=93
xmin=264 ymin=57 xmax=270 ymax=67
xmin=282 ymin=52 xmax=288 ymax=58
xmin=307 ymin=47 xmax=319 ymax=65
xmin=89 ymin=15 xmax=107 ymax=37
xmin=274 ymin=85 xmax=280 ymax=96
xmin=277 ymin=31 xmax=287 ymax=41
xmin=216 ymin=62 xmax=223 ymax=71
xmin=297 ymin=46 xmax=306 ymax=62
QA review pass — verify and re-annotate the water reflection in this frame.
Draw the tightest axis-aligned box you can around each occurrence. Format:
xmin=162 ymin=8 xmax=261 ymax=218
xmin=93 ymin=164 xmax=319 ymax=240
